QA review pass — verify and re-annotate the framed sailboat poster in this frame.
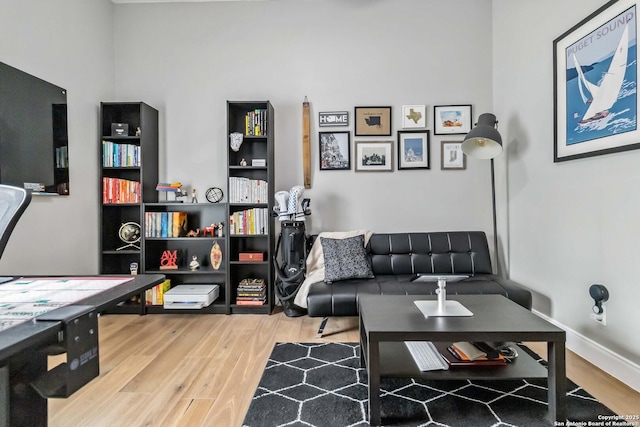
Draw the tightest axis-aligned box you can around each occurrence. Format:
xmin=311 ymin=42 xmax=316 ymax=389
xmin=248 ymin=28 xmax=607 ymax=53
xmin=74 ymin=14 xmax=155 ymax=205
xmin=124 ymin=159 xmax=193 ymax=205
xmin=553 ymin=0 xmax=640 ymax=162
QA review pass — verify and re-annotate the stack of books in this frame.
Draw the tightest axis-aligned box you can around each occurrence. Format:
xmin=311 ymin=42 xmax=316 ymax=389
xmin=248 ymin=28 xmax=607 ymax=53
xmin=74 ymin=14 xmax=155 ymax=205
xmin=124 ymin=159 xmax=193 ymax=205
xmin=236 ymin=278 xmax=266 ymax=306
xmin=156 ymin=182 xmax=182 ymax=192
xmin=438 ymin=342 xmax=507 ymax=367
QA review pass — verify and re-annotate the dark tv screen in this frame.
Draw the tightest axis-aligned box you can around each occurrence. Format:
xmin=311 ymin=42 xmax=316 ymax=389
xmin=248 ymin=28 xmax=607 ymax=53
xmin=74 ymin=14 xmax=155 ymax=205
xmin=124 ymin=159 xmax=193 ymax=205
xmin=0 ymin=61 xmax=69 ymax=195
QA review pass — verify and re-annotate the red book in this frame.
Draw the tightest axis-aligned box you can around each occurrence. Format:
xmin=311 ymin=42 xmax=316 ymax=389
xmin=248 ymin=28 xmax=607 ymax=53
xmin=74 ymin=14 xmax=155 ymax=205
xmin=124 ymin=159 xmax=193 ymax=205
xmin=236 ymin=300 xmax=265 ymax=306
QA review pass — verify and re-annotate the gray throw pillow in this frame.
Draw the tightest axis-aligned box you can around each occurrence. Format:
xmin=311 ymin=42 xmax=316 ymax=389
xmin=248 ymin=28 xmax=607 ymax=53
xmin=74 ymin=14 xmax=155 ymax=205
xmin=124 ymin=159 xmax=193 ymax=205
xmin=320 ymin=234 xmax=374 ymax=283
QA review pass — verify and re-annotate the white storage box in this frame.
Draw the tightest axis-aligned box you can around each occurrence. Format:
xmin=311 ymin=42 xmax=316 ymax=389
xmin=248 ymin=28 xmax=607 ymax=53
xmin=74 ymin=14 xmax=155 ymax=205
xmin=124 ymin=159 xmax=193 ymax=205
xmin=163 ymin=284 xmax=219 ymax=309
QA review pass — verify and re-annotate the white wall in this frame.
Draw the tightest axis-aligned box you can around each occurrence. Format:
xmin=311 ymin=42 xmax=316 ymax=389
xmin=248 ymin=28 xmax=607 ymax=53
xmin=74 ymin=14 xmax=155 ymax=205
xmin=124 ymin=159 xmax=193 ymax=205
xmin=493 ymin=0 xmax=640 ymax=383
xmin=111 ymin=0 xmax=497 ymax=244
xmin=4 ymin=0 xmax=637 ymax=391
xmin=0 ymin=0 xmax=115 ymax=274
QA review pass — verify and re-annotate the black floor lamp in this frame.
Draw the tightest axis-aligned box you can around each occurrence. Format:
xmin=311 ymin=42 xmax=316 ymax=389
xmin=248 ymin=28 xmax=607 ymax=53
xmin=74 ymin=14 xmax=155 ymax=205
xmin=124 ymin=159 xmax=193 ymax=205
xmin=461 ymin=113 xmax=503 ymax=275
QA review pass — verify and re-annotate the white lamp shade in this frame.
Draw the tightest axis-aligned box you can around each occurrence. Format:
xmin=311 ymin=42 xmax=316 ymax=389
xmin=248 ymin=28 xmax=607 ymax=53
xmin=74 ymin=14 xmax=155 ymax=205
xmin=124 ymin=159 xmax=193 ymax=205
xmin=461 ymin=113 xmax=503 ymax=159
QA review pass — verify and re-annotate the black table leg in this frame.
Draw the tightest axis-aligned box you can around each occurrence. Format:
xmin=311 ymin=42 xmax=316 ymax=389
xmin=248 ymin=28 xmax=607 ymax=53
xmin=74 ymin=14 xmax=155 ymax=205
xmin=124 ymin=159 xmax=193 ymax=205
xmin=547 ymin=340 xmax=567 ymax=423
xmin=8 ymin=352 xmax=48 ymax=427
xmin=367 ymin=336 xmax=381 ymax=426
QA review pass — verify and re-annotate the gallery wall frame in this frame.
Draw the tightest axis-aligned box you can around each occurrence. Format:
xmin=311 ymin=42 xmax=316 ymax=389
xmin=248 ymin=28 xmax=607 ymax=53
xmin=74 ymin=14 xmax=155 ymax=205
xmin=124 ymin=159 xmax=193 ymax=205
xmin=319 ymin=111 xmax=349 ymax=127
xmin=433 ymin=104 xmax=472 ymax=135
xmin=354 ymin=106 xmax=392 ymax=136
xmin=401 ymin=105 xmax=427 ymax=128
xmin=441 ymin=141 xmax=466 ymax=170
xmin=553 ymin=0 xmax=639 ymax=162
xmin=319 ymin=131 xmax=351 ymax=170
xmin=355 ymin=140 xmax=393 ymax=172
xmin=397 ymin=130 xmax=430 ymax=170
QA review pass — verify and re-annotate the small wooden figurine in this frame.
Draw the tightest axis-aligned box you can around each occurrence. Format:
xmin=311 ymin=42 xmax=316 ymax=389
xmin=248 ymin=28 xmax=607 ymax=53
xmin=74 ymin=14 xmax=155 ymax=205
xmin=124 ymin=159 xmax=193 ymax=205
xmin=211 ymin=241 xmax=222 ymax=270
xmin=186 ymin=229 xmax=200 ymax=237
xmin=202 ymin=224 xmax=216 ymax=237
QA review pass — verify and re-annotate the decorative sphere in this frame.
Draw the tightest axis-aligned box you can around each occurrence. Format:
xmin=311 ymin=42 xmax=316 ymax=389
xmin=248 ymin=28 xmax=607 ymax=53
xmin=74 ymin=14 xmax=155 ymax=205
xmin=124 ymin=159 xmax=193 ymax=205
xmin=119 ymin=222 xmax=141 ymax=243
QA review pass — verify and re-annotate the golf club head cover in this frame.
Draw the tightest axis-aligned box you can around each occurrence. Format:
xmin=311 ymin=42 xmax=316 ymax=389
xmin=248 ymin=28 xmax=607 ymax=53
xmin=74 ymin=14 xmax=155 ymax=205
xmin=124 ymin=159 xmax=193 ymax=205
xmin=288 ymin=185 xmax=305 ymax=221
xmin=301 ymin=198 xmax=311 ymax=215
xmin=274 ymin=191 xmax=290 ymax=221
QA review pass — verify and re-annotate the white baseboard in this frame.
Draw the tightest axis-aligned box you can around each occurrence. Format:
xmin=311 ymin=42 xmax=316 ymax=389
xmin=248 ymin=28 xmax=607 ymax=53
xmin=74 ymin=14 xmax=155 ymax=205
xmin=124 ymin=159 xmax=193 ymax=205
xmin=533 ymin=309 xmax=640 ymax=393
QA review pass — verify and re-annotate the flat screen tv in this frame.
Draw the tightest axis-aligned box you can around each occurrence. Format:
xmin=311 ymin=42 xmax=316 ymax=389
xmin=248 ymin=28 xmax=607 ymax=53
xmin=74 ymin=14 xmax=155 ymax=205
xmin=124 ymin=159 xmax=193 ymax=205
xmin=0 ymin=61 xmax=69 ymax=195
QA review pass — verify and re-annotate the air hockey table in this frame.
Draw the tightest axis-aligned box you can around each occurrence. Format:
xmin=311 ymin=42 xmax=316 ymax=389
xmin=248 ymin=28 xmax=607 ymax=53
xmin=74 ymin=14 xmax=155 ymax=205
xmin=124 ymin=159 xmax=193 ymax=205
xmin=0 ymin=274 xmax=164 ymax=427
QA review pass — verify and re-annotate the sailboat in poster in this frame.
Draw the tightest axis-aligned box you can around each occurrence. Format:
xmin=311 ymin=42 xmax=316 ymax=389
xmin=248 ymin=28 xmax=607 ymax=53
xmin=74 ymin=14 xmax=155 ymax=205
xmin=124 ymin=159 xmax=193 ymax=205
xmin=573 ymin=23 xmax=629 ymax=125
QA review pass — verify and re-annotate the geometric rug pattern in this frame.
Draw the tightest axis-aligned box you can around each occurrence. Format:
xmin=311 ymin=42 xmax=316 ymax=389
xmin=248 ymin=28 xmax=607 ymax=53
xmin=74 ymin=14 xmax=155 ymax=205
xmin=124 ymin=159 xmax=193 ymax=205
xmin=242 ymin=342 xmax=616 ymax=427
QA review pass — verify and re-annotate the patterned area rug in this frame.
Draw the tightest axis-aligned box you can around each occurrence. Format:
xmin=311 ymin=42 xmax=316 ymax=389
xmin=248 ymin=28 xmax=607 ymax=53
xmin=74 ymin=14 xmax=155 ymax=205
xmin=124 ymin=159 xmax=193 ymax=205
xmin=242 ymin=342 xmax=616 ymax=427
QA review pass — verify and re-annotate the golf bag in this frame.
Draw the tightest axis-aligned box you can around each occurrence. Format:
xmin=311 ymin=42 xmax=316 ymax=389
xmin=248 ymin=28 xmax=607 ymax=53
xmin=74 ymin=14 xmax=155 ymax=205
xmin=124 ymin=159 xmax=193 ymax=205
xmin=273 ymin=221 xmax=309 ymax=317
xmin=272 ymin=186 xmax=311 ymax=317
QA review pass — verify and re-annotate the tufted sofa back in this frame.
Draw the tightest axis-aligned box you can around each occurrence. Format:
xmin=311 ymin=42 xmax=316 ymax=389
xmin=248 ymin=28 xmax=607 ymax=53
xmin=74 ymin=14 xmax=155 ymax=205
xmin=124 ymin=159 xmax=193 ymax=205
xmin=367 ymin=231 xmax=492 ymax=276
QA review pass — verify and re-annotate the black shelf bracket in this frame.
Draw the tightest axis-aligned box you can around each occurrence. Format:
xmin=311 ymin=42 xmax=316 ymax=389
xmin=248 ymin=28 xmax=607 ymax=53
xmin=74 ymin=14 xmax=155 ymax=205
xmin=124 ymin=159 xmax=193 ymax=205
xmin=31 ymin=305 xmax=99 ymax=398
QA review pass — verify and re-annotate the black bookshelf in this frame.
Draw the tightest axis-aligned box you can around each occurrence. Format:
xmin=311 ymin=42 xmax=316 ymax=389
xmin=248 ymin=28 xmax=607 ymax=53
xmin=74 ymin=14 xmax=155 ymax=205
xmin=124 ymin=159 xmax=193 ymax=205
xmin=227 ymin=101 xmax=275 ymax=314
xmin=142 ymin=202 xmax=228 ymax=314
xmin=99 ymin=102 xmax=159 ymax=283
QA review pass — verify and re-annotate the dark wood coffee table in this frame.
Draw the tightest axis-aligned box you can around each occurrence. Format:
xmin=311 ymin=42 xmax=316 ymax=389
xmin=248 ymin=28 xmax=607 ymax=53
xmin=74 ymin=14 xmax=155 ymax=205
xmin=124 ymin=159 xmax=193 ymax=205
xmin=358 ymin=295 xmax=566 ymax=426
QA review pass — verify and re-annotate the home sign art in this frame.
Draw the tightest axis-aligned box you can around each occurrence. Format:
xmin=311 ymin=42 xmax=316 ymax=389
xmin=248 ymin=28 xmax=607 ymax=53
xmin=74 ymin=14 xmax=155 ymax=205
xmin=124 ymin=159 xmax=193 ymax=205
xmin=319 ymin=111 xmax=349 ymax=127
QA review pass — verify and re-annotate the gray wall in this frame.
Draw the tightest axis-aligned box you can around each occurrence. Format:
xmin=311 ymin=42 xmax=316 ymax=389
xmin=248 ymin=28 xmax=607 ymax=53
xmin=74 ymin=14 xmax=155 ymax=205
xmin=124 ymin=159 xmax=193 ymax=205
xmin=112 ymin=0 xmax=497 ymax=239
xmin=1 ymin=0 xmax=638 ymax=390
xmin=0 ymin=0 xmax=115 ymax=274
xmin=493 ymin=0 xmax=640 ymax=381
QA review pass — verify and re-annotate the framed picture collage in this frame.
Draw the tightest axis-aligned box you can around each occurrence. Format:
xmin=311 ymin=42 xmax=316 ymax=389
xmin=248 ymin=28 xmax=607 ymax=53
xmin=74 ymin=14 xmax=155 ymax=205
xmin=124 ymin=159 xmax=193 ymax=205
xmin=318 ymin=104 xmax=472 ymax=172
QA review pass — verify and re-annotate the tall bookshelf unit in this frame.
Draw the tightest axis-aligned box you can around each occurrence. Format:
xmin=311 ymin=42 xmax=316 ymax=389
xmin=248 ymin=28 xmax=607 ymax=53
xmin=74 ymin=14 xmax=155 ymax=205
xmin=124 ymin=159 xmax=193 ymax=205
xmin=99 ymin=102 xmax=158 ymax=282
xmin=227 ymin=101 xmax=275 ymax=314
xmin=142 ymin=202 xmax=228 ymax=314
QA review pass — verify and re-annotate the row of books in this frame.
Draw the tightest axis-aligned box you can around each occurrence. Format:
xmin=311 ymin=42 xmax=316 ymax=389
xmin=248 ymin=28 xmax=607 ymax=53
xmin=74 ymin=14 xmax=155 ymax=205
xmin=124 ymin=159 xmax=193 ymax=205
xmin=102 ymin=140 xmax=141 ymax=167
xmin=102 ymin=177 xmax=140 ymax=204
xmin=144 ymin=211 xmax=187 ymax=238
xmin=236 ymin=278 xmax=266 ymax=305
xmin=145 ymin=279 xmax=171 ymax=305
xmin=229 ymin=208 xmax=269 ymax=235
xmin=245 ymin=109 xmax=268 ymax=136
xmin=228 ymin=177 xmax=268 ymax=203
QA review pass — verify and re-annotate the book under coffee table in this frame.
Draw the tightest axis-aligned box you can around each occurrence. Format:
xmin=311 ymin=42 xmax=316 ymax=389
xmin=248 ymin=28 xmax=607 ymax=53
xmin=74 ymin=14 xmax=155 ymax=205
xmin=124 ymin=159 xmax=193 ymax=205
xmin=358 ymin=294 xmax=567 ymax=426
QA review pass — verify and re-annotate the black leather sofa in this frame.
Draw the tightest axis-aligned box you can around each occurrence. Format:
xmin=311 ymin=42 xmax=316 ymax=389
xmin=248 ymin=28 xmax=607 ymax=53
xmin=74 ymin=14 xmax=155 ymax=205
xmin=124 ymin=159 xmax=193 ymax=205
xmin=306 ymin=231 xmax=532 ymax=320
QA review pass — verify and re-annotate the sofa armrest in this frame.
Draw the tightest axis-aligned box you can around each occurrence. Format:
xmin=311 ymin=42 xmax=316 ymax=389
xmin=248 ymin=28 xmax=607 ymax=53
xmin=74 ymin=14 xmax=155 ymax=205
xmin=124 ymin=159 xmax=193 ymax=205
xmin=488 ymin=275 xmax=532 ymax=310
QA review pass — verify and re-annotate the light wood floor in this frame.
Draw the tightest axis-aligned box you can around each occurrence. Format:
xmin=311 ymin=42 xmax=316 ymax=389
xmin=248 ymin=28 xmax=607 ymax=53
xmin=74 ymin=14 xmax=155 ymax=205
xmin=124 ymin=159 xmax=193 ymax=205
xmin=48 ymin=310 xmax=640 ymax=426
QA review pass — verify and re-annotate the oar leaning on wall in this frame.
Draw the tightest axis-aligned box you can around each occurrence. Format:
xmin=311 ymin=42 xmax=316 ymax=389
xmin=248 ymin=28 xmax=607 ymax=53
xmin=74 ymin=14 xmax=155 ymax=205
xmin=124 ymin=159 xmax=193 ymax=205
xmin=302 ymin=96 xmax=311 ymax=189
